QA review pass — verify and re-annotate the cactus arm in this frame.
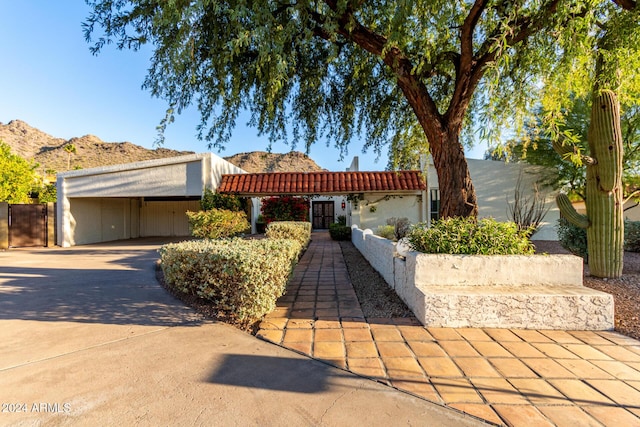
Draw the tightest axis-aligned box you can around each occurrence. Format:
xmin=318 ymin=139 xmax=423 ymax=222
xmin=552 ymin=139 xmax=574 ymax=159
xmin=552 ymin=139 xmax=596 ymax=165
xmin=556 ymin=193 xmax=590 ymax=229
xmin=589 ymin=90 xmax=623 ymax=192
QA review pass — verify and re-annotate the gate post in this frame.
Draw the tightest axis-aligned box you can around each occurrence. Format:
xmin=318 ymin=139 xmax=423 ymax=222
xmin=0 ymin=202 xmax=8 ymax=249
xmin=46 ymin=202 xmax=56 ymax=247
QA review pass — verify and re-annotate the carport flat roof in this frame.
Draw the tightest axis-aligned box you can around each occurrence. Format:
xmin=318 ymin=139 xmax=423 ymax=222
xmin=218 ymin=171 xmax=426 ymax=196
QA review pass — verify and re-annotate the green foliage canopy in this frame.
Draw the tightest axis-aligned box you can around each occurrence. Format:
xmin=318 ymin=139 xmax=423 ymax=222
xmin=0 ymin=141 xmax=38 ymax=203
xmin=84 ymin=0 xmax=639 ymax=217
xmin=491 ymin=98 xmax=640 ymax=201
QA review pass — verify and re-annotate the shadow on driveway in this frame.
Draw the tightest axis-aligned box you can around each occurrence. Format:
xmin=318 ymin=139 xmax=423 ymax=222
xmin=0 ymin=242 xmax=202 ymax=326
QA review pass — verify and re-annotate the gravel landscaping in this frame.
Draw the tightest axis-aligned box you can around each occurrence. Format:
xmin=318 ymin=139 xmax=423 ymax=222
xmin=339 ymin=241 xmax=414 ymax=318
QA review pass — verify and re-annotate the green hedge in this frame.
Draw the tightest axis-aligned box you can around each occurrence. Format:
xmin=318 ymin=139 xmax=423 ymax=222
xmin=159 ymin=238 xmax=302 ymax=322
xmin=329 ymin=222 xmax=351 ymax=241
xmin=408 ymin=217 xmax=534 ymax=255
xmin=186 ymin=208 xmax=250 ymax=239
xmin=265 ymin=221 xmax=312 ymax=247
xmin=557 ymin=218 xmax=588 ymax=260
xmin=625 ymin=220 xmax=640 ymax=252
xmin=375 ymin=225 xmax=396 ymax=240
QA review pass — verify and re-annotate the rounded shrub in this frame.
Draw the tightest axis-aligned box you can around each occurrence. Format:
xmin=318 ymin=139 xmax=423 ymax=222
xmin=266 ymin=221 xmax=312 ymax=247
xmin=407 ymin=217 xmax=534 ymax=255
xmin=557 ymin=218 xmax=588 ymax=260
xmin=186 ymin=208 xmax=250 ymax=239
xmin=375 ymin=225 xmax=396 ymax=240
xmin=329 ymin=222 xmax=351 ymax=241
xmin=159 ymin=238 xmax=302 ymax=322
xmin=625 ymin=220 xmax=640 ymax=252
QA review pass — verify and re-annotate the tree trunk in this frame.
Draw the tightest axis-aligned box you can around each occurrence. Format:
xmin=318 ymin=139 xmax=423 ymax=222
xmin=396 ymin=79 xmax=478 ymax=219
xmin=429 ymin=127 xmax=478 ymax=218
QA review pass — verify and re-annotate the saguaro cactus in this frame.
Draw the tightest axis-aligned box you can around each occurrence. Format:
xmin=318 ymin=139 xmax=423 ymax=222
xmin=555 ymin=90 xmax=624 ymax=278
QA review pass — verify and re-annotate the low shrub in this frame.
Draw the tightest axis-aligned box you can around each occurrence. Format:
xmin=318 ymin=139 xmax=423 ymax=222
xmin=186 ymin=208 xmax=250 ymax=239
xmin=266 ymin=221 xmax=312 ymax=247
xmin=329 ymin=222 xmax=351 ymax=241
xmin=201 ymin=188 xmax=243 ymax=211
xmin=159 ymin=238 xmax=302 ymax=322
xmin=625 ymin=220 xmax=640 ymax=252
xmin=557 ymin=218 xmax=588 ymax=260
xmin=375 ymin=225 xmax=396 ymax=240
xmin=407 ymin=217 xmax=535 ymax=255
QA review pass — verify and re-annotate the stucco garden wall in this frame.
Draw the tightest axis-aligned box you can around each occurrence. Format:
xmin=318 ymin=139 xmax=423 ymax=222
xmin=350 ymin=193 xmax=425 ymax=232
xmin=351 ymin=225 xmax=614 ymax=330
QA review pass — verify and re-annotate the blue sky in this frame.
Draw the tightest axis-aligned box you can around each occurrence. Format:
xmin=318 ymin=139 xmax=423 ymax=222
xmin=0 ymin=2 xmax=486 ymax=171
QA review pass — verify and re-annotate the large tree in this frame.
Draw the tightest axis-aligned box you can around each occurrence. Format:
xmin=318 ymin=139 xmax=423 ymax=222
xmin=84 ymin=0 xmax=614 ymax=218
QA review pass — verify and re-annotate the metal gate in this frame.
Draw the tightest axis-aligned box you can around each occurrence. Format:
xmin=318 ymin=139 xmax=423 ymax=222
xmin=312 ymin=201 xmax=334 ymax=229
xmin=9 ymin=204 xmax=47 ymax=247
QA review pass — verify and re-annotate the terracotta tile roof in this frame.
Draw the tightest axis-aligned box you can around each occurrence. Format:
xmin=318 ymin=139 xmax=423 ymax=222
xmin=218 ymin=171 xmax=426 ymax=196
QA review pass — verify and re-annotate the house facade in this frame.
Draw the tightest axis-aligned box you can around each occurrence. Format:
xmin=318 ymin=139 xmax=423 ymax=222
xmin=217 ymin=158 xmax=429 ymax=232
xmin=56 ymin=152 xmax=559 ymax=247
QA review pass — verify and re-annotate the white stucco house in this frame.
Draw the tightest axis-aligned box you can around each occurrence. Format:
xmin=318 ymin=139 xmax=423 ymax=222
xmin=56 ymin=152 xmax=559 ymax=247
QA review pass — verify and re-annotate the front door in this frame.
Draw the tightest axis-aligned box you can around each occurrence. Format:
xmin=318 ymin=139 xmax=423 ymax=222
xmin=312 ymin=201 xmax=334 ymax=229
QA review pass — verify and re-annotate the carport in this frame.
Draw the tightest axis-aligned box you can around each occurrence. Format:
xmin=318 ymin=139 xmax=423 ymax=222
xmin=56 ymin=153 xmax=245 ymax=247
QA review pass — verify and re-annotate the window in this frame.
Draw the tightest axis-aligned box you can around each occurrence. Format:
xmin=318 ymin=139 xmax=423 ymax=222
xmin=430 ymin=189 xmax=440 ymax=222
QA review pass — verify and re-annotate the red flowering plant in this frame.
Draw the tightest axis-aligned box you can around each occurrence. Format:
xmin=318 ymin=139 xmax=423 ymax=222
xmin=261 ymin=196 xmax=309 ymax=223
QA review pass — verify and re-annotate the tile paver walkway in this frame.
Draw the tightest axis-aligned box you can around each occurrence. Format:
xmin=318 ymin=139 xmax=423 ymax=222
xmin=257 ymin=232 xmax=640 ymax=427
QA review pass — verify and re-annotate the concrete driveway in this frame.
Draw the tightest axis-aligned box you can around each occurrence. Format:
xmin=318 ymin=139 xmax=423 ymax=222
xmin=0 ymin=240 xmax=481 ymax=426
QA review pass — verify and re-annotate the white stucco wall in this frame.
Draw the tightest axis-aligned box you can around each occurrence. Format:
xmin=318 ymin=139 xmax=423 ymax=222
xmin=67 ymin=198 xmax=137 ymax=246
xmin=350 ymin=193 xmax=425 ymax=232
xmin=427 ymin=158 xmax=560 ymax=240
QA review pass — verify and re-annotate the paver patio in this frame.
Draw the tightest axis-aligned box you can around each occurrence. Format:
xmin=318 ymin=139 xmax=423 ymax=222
xmin=257 ymin=232 xmax=640 ymax=426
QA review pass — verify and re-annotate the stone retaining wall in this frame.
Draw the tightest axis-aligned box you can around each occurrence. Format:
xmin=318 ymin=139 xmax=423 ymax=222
xmin=351 ymin=225 xmax=614 ymax=330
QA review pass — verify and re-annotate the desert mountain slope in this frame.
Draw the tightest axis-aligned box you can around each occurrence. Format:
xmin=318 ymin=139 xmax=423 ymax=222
xmin=0 ymin=120 xmax=324 ymax=173
xmin=224 ymin=151 xmax=326 ymax=173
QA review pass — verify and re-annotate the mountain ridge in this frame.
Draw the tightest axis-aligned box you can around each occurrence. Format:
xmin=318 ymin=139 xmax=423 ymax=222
xmin=0 ymin=119 xmax=325 ymax=174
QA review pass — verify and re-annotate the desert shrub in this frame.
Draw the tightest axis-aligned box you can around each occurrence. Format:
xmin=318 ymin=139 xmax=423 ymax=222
xmin=625 ymin=220 xmax=640 ymax=252
xmin=375 ymin=225 xmax=396 ymax=240
xmin=261 ymin=196 xmax=309 ymax=222
xmin=186 ymin=208 xmax=250 ymax=239
xmin=557 ymin=218 xmax=588 ymax=260
xmin=329 ymin=222 xmax=351 ymax=241
xmin=386 ymin=217 xmax=411 ymax=240
xmin=266 ymin=221 xmax=312 ymax=247
xmin=159 ymin=238 xmax=302 ymax=322
xmin=407 ymin=217 xmax=535 ymax=255
xmin=201 ymin=188 xmax=243 ymax=211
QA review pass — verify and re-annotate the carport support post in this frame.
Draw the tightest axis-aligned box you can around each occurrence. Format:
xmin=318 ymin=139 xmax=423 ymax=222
xmin=0 ymin=202 xmax=8 ymax=249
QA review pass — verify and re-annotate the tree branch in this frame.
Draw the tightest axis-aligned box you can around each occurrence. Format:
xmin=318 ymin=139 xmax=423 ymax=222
xmin=612 ymin=0 xmax=638 ymax=10
xmin=312 ymin=1 xmax=444 ymax=137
